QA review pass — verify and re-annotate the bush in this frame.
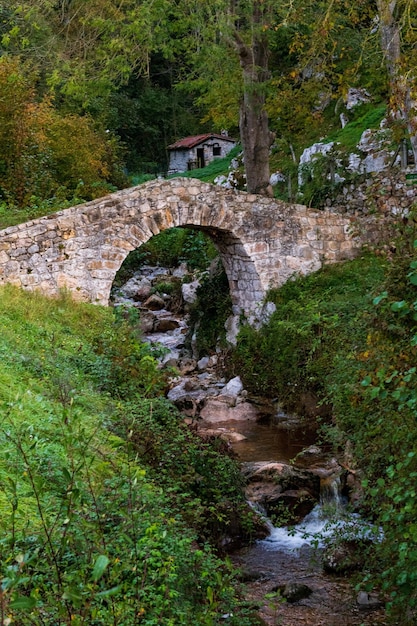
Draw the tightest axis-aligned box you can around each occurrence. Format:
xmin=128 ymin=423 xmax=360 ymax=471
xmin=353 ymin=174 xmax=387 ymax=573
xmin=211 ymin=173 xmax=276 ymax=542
xmin=187 ymin=260 xmax=233 ymax=357
xmin=0 ymin=57 xmax=126 ymax=210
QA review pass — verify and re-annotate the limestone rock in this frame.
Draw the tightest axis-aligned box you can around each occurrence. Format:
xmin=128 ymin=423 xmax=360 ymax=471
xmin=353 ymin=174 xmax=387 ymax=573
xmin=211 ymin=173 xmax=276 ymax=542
xmin=220 ymin=376 xmax=244 ymax=398
xmin=182 ymin=280 xmax=200 ymax=304
xmin=197 ymin=356 xmax=210 ymax=370
xmin=120 ymin=276 xmax=152 ymax=301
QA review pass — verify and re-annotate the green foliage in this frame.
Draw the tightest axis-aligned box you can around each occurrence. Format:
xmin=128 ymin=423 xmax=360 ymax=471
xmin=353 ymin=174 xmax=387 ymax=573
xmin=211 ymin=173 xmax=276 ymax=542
xmin=110 ymin=397 xmax=259 ymax=548
xmin=113 ymin=227 xmax=218 ymax=288
xmin=341 ymin=231 xmax=417 ymax=622
xmin=188 ymin=261 xmax=233 ymax=357
xmin=0 ymin=56 xmax=126 ymax=210
xmin=0 ymin=285 xmax=257 ymax=625
xmin=232 ymin=253 xmax=386 ymax=408
xmin=232 ymin=219 xmax=417 ymax=621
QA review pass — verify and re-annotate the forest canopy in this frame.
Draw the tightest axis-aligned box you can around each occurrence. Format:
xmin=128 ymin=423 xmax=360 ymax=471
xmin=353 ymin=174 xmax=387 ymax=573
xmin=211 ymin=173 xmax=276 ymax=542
xmin=0 ymin=1 xmax=416 ymax=204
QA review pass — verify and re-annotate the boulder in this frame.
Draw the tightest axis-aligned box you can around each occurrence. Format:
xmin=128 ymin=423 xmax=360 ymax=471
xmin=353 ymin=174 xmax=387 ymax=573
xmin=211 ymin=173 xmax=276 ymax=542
xmin=220 ymin=376 xmax=243 ymax=398
xmin=182 ymin=280 xmax=200 ymax=304
xmin=139 ymin=311 xmax=155 ymax=333
xmin=274 ymin=582 xmax=313 ymax=603
xmin=142 ymin=294 xmax=166 ymax=311
xmin=200 ymin=398 xmax=259 ymax=423
xmin=197 ymin=356 xmax=210 ymax=370
xmin=120 ymin=276 xmax=152 ymax=301
xmin=242 ymin=461 xmax=320 ymax=524
xmin=154 ymin=317 xmax=180 ymax=332
xmin=356 ymin=591 xmax=383 ymax=611
xmin=322 ymin=539 xmax=369 ymax=574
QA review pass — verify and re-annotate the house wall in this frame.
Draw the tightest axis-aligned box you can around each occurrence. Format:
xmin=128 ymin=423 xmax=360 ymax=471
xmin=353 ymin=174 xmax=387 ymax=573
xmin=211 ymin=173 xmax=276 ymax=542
xmin=168 ymin=138 xmax=236 ymax=173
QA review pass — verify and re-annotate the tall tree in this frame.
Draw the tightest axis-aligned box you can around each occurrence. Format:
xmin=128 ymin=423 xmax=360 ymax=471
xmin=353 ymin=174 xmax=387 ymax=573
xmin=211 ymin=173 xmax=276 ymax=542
xmin=175 ymin=0 xmax=290 ymax=196
xmin=2 ymin=0 xmax=172 ymax=108
xmin=232 ymin=1 xmax=275 ymax=196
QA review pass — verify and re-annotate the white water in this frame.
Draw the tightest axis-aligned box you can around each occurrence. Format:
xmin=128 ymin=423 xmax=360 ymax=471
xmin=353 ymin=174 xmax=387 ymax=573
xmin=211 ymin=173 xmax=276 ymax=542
xmin=258 ymin=475 xmax=381 ymax=554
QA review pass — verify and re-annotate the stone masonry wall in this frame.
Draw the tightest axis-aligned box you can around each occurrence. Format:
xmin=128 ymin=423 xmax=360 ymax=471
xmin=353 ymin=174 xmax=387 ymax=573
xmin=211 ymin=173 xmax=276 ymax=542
xmin=325 ymin=169 xmax=417 ymax=216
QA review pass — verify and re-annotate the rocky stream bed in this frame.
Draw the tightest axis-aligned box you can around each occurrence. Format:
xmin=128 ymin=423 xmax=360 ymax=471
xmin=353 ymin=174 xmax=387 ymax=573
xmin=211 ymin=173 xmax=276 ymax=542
xmin=112 ymin=265 xmax=388 ymax=626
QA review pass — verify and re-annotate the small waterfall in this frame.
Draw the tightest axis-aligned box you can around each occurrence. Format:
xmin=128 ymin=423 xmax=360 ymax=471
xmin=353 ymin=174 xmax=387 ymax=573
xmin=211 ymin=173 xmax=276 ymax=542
xmin=319 ymin=473 xmax=344 ymax=515
xmin=259 ymin=472 xmax=349 ymax=553
xmin=258 ymin=471 xmax=380 ymax=554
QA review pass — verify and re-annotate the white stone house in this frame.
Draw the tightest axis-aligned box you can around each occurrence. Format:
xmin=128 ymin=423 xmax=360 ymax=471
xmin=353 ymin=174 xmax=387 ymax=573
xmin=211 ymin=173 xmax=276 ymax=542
xmin=167 ymin=133 xmax=236 ymax=174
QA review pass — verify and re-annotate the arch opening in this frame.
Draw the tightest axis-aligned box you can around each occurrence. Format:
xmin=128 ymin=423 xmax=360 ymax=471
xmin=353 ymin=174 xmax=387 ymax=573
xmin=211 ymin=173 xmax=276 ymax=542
xmin=110 ymin=226 xmax=235 ymax=357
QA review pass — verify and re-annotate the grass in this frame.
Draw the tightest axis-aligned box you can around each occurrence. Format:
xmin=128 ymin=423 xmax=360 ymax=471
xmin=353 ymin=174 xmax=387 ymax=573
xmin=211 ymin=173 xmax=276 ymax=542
xmin=326 ymin=103 xmax=387 ymax=150
xmin=0 ymin=285 xmax=257 ymax=625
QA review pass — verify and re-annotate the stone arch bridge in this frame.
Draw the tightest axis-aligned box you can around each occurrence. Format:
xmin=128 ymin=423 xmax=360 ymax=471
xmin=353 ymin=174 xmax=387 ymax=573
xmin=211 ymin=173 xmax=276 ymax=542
xmin=0 ymin=178 xmax=374 ymax=321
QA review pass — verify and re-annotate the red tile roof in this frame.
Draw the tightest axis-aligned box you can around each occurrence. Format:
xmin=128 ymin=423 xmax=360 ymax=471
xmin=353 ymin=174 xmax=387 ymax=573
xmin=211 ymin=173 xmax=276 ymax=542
xmin=168 ymin=133 xmax=236 ymax=150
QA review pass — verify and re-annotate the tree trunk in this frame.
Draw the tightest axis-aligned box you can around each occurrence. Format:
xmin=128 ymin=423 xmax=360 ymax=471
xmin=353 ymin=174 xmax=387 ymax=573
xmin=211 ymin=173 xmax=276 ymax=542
xmin=239 ymin=73 xmax=275 ymax=196
xmin=377 ymin=0 xmax=417 ymax=164
xmin=233 ymin=8 xmax=275 ymax=196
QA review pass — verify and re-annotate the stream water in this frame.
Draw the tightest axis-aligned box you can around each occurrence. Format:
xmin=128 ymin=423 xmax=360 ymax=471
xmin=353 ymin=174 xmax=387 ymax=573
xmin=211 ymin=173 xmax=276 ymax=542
xmin=112 ymin=266 xmax=387 ymax=626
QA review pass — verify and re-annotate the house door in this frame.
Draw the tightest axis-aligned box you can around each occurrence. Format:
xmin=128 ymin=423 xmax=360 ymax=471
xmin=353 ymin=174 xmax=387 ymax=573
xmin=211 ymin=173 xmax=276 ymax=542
xmin=197 ymin=148 xmax=205 ymax=168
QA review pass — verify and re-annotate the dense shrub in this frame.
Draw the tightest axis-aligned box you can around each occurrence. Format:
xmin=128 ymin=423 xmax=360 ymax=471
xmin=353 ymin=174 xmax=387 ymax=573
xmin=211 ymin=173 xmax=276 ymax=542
xmin=0 ymin=57 xmax=126 ymax=209
xmin=187 ymin=260 xmax=233 ymax=357
xmin=231 ymin=226 xmax=417 ymax=622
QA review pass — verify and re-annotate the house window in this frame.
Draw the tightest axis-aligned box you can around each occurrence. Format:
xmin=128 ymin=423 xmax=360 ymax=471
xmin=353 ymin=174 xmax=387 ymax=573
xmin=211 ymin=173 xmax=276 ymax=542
xmin=213 ymin=144 xmax=221 ymax=156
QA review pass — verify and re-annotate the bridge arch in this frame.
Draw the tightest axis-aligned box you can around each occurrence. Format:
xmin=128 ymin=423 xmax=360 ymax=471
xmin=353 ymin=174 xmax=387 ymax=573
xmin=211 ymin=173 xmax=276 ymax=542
xmin=0 ymin=177 xmax=371 ymax=321
xmin=109 ymin=219 xmax=266 ymax=314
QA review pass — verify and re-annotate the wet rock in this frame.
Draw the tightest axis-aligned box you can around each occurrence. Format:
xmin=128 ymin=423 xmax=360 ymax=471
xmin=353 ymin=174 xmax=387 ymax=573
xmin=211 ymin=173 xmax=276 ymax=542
xmin=142 ymin=294 xmax=165 ymax=310
xmin=200 ymin=427 xmax=247 ymax=444
xmin=346 ymin=470 xmax=364 ymax=508
xmin=294 ymin=445 xmax=323 ymax=464
xmin=276 ymin=489 xmax=317 ymax=523
xmin=322 ymin=539 xmax=368 ymax=574
xmin=274 ymin=582 xmax=313 ymax=603
xmin=356 ymin=591 xmax=383 ymax=611
xmin=154 ymin=317 xmax=180 ymax=332
xmin=242 ymin=462 xmax=320 ymax=523
xmin=200 ymin=398 xmax=259 ymax=423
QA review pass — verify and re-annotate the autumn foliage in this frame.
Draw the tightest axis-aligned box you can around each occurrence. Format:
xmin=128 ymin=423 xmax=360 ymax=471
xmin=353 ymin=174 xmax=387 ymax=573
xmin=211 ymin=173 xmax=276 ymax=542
xmin=0 ymin=57 xmax=123 ymax=208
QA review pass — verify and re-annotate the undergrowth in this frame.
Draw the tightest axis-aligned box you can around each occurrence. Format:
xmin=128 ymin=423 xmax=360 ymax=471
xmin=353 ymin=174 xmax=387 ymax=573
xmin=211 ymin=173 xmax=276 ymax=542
xmin=0 ymin=286 xmax=257 ymax=625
